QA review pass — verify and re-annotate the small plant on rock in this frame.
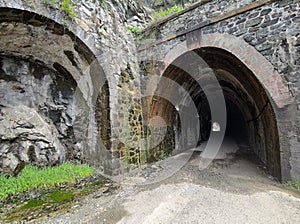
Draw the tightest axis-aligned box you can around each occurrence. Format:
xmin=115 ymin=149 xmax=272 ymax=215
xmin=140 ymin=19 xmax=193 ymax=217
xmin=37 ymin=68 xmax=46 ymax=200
xmin=126 ymin=25 xmax=142 ymax=34
xmin=152 ymin=5 xmax=184 ymax=21
xmin=287 ymin=181 xmax=300 ymax=189
xmin=41 ymin=0 xmax=76 ymax=18
xmin=61 ymin=0 xmax=77 ymax=18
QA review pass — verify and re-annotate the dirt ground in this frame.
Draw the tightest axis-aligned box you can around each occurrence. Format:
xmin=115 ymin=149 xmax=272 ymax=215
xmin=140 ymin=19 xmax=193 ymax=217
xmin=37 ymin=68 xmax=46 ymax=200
xmin=38 ymin=139 xmax=300 ymax=224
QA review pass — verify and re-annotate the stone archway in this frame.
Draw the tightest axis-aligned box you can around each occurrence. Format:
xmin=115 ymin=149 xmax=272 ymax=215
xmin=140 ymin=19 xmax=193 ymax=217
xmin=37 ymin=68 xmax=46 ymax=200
xmin=0 ymin=7 xmax=110 ymax=174
xmin=150 ymin=33 xmax=292 ymax=181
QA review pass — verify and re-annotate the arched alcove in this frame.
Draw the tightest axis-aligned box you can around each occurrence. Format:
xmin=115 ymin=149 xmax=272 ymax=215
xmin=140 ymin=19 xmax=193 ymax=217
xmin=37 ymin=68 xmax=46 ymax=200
xmin=0 ymin=7 xmax=110 ymax=174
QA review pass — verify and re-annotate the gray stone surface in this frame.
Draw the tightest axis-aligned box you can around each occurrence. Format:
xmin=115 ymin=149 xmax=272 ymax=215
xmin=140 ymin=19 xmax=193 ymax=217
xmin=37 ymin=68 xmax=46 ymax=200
xmin=0 ymin=105 xmax=65 ymax=175
xmin=0 ymin=55 xmax=82 ymax=175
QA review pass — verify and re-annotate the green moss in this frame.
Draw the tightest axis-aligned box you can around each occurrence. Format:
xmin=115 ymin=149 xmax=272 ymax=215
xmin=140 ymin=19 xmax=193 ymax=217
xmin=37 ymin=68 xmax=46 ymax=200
xmin=48 ymin=190 xmax=74 ymax=202
xmin=1 ymin=176 xmax=111 ymax=223
xmin=22 ymin=199 xmax=46 ymax=209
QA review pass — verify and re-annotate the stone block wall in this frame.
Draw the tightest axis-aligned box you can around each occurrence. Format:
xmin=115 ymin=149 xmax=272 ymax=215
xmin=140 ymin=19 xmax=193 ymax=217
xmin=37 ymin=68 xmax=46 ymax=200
xmin=138 ymin=0 xmax=300 ymax=180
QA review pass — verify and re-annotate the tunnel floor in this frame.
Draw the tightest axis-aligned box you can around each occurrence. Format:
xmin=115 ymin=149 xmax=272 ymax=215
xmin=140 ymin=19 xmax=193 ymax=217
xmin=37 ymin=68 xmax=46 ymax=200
xmin=39 ymin=137 xmax=300 ymax=224
xmin=193 ymin=136 xmax=266 ymax=173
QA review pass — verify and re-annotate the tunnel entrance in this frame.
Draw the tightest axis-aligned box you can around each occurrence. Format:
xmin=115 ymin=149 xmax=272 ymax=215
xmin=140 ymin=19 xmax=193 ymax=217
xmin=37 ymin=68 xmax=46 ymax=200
xmin=150 ymin=47 xmax=281 ymax=180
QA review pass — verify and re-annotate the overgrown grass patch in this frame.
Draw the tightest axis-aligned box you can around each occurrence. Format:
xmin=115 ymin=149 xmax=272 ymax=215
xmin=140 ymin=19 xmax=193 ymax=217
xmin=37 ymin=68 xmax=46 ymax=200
xmin=0 ymin=163 xmax=94 ymax=200
xmin=152 ymin=5 xmax=184 ymax=21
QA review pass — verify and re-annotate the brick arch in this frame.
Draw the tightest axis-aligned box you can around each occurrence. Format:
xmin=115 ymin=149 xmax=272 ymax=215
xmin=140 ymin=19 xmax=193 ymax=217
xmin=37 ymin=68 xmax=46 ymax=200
xmin=161 ymin=33 xmax=291 ymax=108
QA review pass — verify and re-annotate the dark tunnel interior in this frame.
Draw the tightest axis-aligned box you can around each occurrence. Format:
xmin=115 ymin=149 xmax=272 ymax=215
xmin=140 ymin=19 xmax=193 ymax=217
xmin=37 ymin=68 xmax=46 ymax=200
xmin=225 ymin=98 xmax=248 ymax=145
xmin=151 ymin=47 xmax=281 ymax=179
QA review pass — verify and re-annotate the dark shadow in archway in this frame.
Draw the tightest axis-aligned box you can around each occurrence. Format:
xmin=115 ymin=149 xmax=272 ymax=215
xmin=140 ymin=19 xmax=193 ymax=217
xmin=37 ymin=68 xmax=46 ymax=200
xmin=150 ymin=47 xmax=281 ymax=180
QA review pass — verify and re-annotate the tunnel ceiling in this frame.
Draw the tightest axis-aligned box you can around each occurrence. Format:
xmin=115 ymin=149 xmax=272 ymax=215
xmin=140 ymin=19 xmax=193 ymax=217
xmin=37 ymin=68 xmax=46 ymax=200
xmin=159 ymin=47 xmax=274 ymax=124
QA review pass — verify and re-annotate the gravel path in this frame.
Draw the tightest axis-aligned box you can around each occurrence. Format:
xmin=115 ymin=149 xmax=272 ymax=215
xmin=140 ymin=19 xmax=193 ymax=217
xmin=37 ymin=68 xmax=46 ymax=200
xmin=39 ymin=139 xmax=300 ymax=224
xmin=118 ymin=183 xmax=300 ymax=224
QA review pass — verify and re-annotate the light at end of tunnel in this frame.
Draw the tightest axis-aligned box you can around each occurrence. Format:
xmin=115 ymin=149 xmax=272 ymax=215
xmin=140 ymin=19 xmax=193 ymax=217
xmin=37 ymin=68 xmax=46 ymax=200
xmin=212 ymin=122 xmax=221 ymax=132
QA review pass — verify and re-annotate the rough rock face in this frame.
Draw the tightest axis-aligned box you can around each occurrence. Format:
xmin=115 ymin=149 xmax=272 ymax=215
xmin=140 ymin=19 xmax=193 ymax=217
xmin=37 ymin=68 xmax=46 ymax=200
xmin=0 ymin=0 xmax=148 ymax=175
xmin=0 ymin=56 xmax=80 ymax=175
xmin=0 ymin=106 xmax=65 ymax=175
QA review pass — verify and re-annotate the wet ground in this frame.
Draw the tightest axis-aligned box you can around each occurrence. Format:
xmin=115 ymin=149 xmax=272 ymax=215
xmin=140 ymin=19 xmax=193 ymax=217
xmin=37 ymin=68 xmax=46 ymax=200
xmin=36 ymin=138 xmax=300 ymax=224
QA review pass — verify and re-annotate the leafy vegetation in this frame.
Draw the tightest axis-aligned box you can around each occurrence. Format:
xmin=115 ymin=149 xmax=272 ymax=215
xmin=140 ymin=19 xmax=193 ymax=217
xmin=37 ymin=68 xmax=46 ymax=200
xmin=152 ymin=5 xmax=184 ymax=21
xmin=41 ymin=0 xmax=76 ymax=18
xmin=126 ymin=25 xmax=142 ymax=34
xmin=61 ymin=0 xmax=76 ymax=18
xmin=0 ymin=163 xmax=94 ymax=200
xmin=287 ymin=181 xmax=300 ymax=189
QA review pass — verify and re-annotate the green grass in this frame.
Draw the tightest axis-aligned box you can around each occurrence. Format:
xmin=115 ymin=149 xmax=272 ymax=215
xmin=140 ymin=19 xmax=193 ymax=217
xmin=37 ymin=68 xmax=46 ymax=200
xmin=152 ymin=5 xmax=184 ymax=21
xmin=0 ymin=163 xmax=94 ymax=200
xmin=287 ymin=181 xmax=300 ymax=189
